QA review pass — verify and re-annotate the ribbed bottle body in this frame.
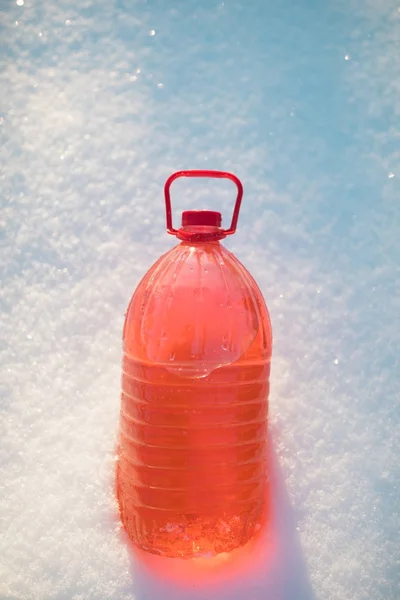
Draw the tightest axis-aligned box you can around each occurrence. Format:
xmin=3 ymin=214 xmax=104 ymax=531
xmin=117 ymin=241 xmax=272 ymax=557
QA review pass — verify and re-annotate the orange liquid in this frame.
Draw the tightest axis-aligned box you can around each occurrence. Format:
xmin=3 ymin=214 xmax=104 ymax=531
xmin=117 ymin=240 xmax=272 ymax=558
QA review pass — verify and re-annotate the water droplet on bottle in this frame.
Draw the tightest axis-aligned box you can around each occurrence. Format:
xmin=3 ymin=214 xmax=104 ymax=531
xmin=221 ymin=334 xmax=229 ymax=351
xmin=169 ymin=352 xmax=175 ymax=361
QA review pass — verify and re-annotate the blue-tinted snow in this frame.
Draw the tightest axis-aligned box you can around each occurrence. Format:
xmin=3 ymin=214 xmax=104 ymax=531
xmin=1 ymin=1 xmax=399 ymax=599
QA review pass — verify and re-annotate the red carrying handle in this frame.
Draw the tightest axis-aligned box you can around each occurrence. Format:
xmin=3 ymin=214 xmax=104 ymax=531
xmin=164 ymin=170 xmax=243 ymax=236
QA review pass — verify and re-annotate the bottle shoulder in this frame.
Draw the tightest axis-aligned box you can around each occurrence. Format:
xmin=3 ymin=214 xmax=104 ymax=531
xmin=124 ymin=242 xmax=272 ymax=374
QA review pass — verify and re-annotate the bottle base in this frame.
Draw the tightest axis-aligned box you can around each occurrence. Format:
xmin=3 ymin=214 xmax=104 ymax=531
xmin=118 ymin=494 xmax=264 ymax=559
xmin=135 ymin=515 xmax=263 ymax=559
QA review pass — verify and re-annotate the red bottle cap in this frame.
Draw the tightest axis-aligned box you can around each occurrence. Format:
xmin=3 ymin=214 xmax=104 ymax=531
xmin=164 ymin=170 xmax=243 ymax=242
xmin=181 ymin=210 xmax=222 ymax=228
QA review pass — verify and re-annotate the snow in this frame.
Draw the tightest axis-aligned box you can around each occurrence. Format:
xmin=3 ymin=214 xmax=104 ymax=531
xmin=1 ymin=0 xmax=399 ymax=599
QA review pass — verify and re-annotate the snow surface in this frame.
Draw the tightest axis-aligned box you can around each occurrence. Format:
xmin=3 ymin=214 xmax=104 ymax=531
xmin=1 ymin=0 xmax=399 ymax=599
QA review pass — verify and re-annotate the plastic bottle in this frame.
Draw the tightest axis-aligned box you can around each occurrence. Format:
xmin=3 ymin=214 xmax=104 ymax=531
xmin=116 ymin=170 xmax=272 ymax=558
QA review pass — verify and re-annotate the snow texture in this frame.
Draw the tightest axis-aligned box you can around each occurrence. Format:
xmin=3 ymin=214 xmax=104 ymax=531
xmin=1 ymin=0 xmax=399 ymax=599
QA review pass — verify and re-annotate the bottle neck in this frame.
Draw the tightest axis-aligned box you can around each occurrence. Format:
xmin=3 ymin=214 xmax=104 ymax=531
xmin=176 ymin=225 xmax=226 ymax=242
